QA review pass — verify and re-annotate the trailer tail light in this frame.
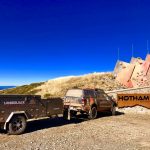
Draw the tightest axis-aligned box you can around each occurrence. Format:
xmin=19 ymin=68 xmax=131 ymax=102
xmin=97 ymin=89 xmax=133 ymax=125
xmin=82 ymin=98 xmax=87 ymax=105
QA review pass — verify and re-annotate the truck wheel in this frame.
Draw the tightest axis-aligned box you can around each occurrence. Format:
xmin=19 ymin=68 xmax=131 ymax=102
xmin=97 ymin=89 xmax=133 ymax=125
xmin=71 ymin=111 xmax=77 ymax=117
xmin=80 ymin=111 xmax=84 ymax=115
xmin=8 ymin=115 xmax=27 ymax=135
xmin=111 ymin=106 xmax=116 ymax=116
xmin=88 ymin=107 xmax=97 ymax=119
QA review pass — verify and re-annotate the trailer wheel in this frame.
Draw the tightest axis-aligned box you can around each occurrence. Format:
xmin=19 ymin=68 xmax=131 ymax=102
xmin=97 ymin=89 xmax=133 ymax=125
xmin=8 ymin=115 xmax=27 ymax=135
xmin=88 ymin=106 xmax=97 ymax=119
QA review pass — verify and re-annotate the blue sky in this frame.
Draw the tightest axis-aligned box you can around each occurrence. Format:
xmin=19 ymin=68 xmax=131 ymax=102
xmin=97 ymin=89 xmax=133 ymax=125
xmin=0 ymin=0 xmax=150 ymax=85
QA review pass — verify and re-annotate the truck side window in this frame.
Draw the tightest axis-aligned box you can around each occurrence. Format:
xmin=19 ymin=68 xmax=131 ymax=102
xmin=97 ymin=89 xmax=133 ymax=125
xmin=96 ymin=92 xmax=106 ymax=100
xmin=89 ymin=91 xmax=95 ymax=97
xmin=84 ymin=90 xmax=89 ymax=97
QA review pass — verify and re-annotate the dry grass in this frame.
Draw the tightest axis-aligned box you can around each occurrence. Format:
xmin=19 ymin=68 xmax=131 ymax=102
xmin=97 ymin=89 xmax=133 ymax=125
xmin=36 ymin=72 xmax=124 ymax=98
xmin=0 ymin=72 xmax=124 ymax=97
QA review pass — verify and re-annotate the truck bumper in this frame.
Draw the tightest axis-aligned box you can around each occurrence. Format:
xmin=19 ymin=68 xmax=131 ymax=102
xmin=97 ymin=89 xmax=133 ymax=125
xmin=64 ymin=104 xmax=90 ymax=113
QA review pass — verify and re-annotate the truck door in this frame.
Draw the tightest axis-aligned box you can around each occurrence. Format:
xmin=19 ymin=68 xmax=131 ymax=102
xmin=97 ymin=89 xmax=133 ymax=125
xmin=85 ymin=90 xmax=94 ymax=105
xmin=96 ymin=92 xmax=111 ymax=111
xmin=102 ymin=93 xmax=112 ymax=110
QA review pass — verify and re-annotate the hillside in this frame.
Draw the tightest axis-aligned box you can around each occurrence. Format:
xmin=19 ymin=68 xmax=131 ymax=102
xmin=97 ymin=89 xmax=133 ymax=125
xmin=36 ymin=72 xmax=124 ymax=98
xmin=0 ymin=72 xmax=124 ymax=97
xmin=0 ymin=82 xmax=44 ymax=95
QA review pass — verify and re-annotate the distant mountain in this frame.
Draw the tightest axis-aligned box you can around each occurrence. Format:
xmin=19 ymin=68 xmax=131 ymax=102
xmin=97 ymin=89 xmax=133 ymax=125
xmin=0 ymin=86 xmax=16 ymax=90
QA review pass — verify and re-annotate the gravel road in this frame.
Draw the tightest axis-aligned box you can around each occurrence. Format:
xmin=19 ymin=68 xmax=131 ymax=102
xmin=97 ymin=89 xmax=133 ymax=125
xmin=0 ymin=112 xmax=150 ymax=150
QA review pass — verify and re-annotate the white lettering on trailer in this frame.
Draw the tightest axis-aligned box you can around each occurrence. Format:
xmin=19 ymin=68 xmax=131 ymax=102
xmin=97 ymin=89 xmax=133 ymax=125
xmin=4 ymin=101 xmax=25 ymax=105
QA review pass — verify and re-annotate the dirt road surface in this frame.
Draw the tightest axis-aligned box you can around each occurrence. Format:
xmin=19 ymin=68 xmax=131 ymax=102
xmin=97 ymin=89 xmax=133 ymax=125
xmin=0 ymin=112 xmax=150 ymax=150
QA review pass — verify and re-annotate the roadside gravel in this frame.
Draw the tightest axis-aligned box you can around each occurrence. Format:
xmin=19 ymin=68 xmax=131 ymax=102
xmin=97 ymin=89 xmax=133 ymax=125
xmin=0 ymin=112 xmax=150 ymax=150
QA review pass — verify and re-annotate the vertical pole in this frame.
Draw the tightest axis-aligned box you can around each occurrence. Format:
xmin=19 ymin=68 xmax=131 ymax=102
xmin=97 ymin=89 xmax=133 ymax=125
xmin=132 ymin=44 xmax=134 ymax=58
xmin=147 ymin=40 xmax=149 ymax=54
xmin=118 ymin=48 xmax=120 ymax=61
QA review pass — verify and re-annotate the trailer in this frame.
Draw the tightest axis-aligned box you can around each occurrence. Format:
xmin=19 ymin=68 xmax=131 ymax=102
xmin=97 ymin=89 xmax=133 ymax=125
xmin=0 ymin=95 xmax=63 ymax=135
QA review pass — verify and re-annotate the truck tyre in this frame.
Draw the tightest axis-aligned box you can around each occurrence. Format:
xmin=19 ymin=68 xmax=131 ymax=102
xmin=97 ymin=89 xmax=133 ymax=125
xmin=7 ymin=115 xmax=27 ymax=135
xmin=80 ymin=111 xmax=84 ymax=115
xmin=71 ymin=111 xmax=77 ymax=117
xmin=111 ymin=106 xmax=116 ymax=116
xmin=88 ymin=106 xmax=97 ymax=119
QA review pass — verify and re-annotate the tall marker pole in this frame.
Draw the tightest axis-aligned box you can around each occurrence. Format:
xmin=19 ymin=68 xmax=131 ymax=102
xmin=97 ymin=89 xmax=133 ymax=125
xmin=132 ymin=44 xmax=134 ymax=58
xmin=147 ymin=40 xmax=149 ymax=54
xmin=118 ymin=48 xmax=120 ymax=61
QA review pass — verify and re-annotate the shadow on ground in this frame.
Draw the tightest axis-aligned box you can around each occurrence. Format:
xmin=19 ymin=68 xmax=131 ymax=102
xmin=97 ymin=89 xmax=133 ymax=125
xmin=25 ymin=111 xmax=124 ymax=134
xmin=26 ymin=117 xmax=79 ymax=134
xmin=0 ymin=111 xmax=124 ymax=134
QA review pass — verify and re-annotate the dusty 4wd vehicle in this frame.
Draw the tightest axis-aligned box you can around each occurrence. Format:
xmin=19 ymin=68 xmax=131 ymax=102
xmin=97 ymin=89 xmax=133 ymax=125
xmin=63 ymin=89 xmax=117 ymax=120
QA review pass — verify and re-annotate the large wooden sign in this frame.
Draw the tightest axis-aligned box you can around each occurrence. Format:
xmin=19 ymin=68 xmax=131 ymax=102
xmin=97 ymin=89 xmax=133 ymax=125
xmin=117 ymin=94 xmax=150 ymax=109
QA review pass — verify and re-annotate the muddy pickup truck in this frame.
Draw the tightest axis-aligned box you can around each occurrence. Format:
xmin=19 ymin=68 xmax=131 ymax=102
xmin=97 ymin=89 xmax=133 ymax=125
xmin=63 ymin=89 xmax=116 ymax=120
xmin=0 ymin=95 xmax=63 ymax=135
